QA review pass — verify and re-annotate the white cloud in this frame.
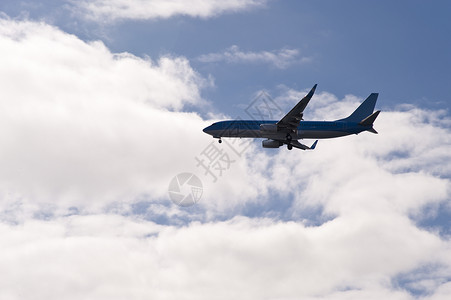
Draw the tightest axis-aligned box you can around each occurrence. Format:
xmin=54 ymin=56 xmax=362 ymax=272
xmin=0 ymin=18 xmax=214 ymax=212
xmin=1 ymin=215 xmax=450 ymax=300
xmin=197 ymin=45 xmax=311 ymax=69
xmin=71 ymin=0 xmax=268 ymax=21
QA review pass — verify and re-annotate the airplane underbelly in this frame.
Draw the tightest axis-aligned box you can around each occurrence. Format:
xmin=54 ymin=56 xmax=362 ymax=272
xmin=215 ymin=129 xmax=262 ymax=138
xmin=212 ymin=128 xmax=348 ymax=139
xmin=300 ymin=131 xmax=348 ymax=139
xmin=236 ymin=129 xmax=262 ymax=138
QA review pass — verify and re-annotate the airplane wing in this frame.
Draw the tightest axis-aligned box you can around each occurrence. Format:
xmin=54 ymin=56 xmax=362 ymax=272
xmin=276 ymin=84 xmax=317 ymax=130
xmin=267 ymin=139 xmax=318 ymax=150
xmin=290 ymin=139 xmax=318 ymax=150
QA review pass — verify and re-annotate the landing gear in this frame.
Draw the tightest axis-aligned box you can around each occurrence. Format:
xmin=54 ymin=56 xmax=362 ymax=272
xmin=218 ymin=138 xmax=222 ymax=143
xmin=286 ymin=134 xmax=293 ymax=150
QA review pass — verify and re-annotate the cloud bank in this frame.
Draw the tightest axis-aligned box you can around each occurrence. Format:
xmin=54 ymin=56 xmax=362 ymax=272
xmin=72 ymin=0 xmax=268 ymax=21
xmin=0 ymin=17 xmax=213 ymax=213
xmin=1 ymin=214 xmax=450 ymax=300
xmin=0 ymin=17 xmax=450 ymax=300
xmin=197 ymin=45 xmax=310 ymax=69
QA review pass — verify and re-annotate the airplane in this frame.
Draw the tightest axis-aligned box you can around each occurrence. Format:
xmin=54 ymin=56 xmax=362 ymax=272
xmin=202 ymin=84 xmax=380 ymax=150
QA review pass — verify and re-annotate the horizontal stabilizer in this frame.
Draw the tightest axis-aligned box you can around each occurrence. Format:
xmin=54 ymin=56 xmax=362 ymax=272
xmin=359 ymin=110 xmax=381 ymax=126
xmin=367 ymin=127 xmax=378 ymax=134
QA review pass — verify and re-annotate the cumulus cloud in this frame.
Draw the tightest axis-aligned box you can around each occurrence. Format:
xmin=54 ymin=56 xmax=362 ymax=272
xmin=1 ymin=215 xmax=450 ymax=300
xmin=197 ymin=45 xmax=311 ymax=69
xmin=0 ymin=17 xmax=213 ymax=212
xmin=71 ymin=0 xmax=268 ymax=21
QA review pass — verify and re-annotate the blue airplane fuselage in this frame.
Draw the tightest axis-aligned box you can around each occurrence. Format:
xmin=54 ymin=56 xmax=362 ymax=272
xmin=203 ymin=119 xmax=371 ymax=140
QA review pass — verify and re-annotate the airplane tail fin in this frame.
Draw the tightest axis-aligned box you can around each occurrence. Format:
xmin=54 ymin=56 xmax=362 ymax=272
xmin=343 ymin=93 xmax=379 ymax=122
xmin=339 ymin=93 xmax=380 ymax=134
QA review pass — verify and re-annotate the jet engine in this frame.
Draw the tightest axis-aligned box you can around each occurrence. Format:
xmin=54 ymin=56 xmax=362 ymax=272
xmin=260 ymin=124 xmax=278 ymax=132
xmin=262 ymin=139 xmax=282 ymax=148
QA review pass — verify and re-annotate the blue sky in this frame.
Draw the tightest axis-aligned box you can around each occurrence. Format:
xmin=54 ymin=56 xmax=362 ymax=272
xmin=2 ymin=0 xmax=450 ymax=115
xmin=0 ymin=1 xmax=450 ymax=299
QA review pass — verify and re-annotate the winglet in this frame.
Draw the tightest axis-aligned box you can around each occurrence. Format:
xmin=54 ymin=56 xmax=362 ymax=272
xmin=307 ymin=84 xmax=318 ymax=99
xmin=310 ymin=140 xmax=318 ymax=150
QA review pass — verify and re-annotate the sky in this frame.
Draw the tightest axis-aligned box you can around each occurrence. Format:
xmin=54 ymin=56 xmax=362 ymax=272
xmin=0 ymin=1 xmax=450 ymax=299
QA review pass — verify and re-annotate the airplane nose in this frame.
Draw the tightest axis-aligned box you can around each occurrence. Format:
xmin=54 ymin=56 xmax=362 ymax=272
xmin=203 ymin=123 xmax=218 ymax=136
